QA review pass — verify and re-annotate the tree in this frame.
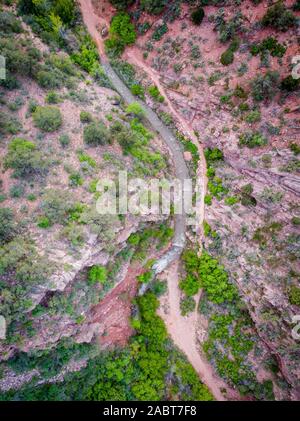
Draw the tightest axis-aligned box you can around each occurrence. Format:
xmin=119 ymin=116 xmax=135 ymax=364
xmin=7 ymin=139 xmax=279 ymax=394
xmin=220 ymin=49 xmax=234 ymax=66
xmin=88 ymin=265 xmax=107 ymax=285
xmin=280 ymin=75 xmax=299 ymax=92
xmin=83 ymin=121 xmax=110 ymax=145
xmin=53 ymin=0 xmax=75 ymax=24
xmin=126 ymin=102 xmax=145 ymax=118
xmin=191 ymin=7 xmax=205 ymax=25
xmin=33 ymin=106 xmax=62 ymax=132
xmin=4 ymin=138 xmax=46 ymax=177
xmin=109 ymin=0 xmax=135 ymax=10
xmin=110 ymin=12 xmax=136 ymax=45
xmin=262 ymin=2 xmax=297 ymax=31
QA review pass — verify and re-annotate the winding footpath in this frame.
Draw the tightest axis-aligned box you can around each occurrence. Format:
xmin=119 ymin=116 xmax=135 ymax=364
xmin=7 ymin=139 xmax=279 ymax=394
xmin=79 ymin=0 xmax=231 ymax=401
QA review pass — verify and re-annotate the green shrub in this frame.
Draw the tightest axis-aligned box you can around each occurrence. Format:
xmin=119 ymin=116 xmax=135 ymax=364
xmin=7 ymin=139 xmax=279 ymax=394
xmin=4 ymin=138 xmax=46 ymax=177
xmin=251 ymin=71 xmax=279 ymax=102
xmin=179 ymin=275 xmax=200 ymax=297
xmin=290 ymin=143 xmax=300 ymax=156
xmin=239 ymin=131 xmax=268 ymax=148
xmin=140 ymin=0 xmax=167 ymax=15
xmin=71 ymin=37 xmax=99 ymax=73
xmin=46 ymin=91 xmax=60 ymax=104
xmin=78 ymin=152 xmax=97 ymax=168
xmin=0 ymin=207 xmax=15 ymax=244
xmin=204 ymin=194 xmax=212 ymax=205
xmin=83 ymin=121 xmax=110 ymax=145
xmin=33 ymin=106 xmax=62 ymax=132
xmin=105 ymin=12 xmax=136 ymax=56
xmin=180 ymin=296 xmax=196 ymax=316
xmin=225 ymin=196 xmax=239 ymax=206
xmin=215 ymin=10 xmax=244 ymax=43
xmin=137 ymin=270 xmax=153 ymax=283
xmin=288 ymin=286 xmax=300 ymax=306
xmin=36 ymin=70 xmax=61 ymax=89
xmin=88 ymin=265 xmax=107 ymax=285
xmin=0 ymin=10 xmax=23 ymax=34
xmin=191 ymin=7 xmax=205 ymax=25
xmin=69 ymin=172 xmax=83 ymax=187
xmin=262 ymin=2 xmax=297 ymax=31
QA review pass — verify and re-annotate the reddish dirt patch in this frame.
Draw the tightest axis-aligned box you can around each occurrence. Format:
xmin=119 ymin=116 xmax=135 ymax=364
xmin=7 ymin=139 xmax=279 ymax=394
xmin=90 ymin=264 xmax=140 ymax=348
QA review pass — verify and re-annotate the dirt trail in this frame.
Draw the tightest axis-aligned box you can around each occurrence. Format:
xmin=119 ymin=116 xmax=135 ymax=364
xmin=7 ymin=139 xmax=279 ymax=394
xmin=158 ymin=262 xmax=238 ymax=401
xmin=78 ymin=0 xmax=228 ymax=401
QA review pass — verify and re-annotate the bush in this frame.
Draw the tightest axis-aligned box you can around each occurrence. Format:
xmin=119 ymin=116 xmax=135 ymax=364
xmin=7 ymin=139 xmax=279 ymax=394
xmin=105 ymin=12 xmax=136 ymax=56
xmin=220 ymin=49 xmax=234 ymax=66
xmin=288 ymin=286 xmax=300 ymax=307
xmin=191 ymin=7 xmax=205 ymax=25
xmin=40 ymin=189 xmax=75 ymax=225
xmin=59 ymin=133 xmax=70 ymax=148
xmin=110 ymin=12 xmax=136 ymax=45
xmin=251 ymin=71 xmax=279 ymax=102
xmin=179 ymin=275 xmax=200 ymax=297
xmin=148 ymin=85 xmax=164 ymax=102
xmin=37 ymin=216 xmax=51 ymax=229
xmin=239 ymin=131 xmax=268 ymax=148
xmin=250 ymin=37 xmax=286 ymax=58
xmin=83 ymin=121 xmax=110 ymax=145
xmin=290 ymin=143 xmax=300 ymax=156
xmin=36 ymin=70 xmax=61 ymax=89
xmin=88 ymin=265 xmax=107 ymax=285
xmin=0 ymin=113 xmax=22 ymax=136
xmin=33 ymin=106 xmax=62 ymax=132
xmin=262 ymin=2 xmax=297 ymax=31
xmin=0 ymin=207 xmax=15 ymax=244
xmin=140 ymin=0 xmax=167 ymax=15
xmin=137 ymin=270 xmax=153 ymax=284
xmin=4 ymin=138 xmax=46 ymax=177
xmin=130 ymin=84 xmax=145 ymax=99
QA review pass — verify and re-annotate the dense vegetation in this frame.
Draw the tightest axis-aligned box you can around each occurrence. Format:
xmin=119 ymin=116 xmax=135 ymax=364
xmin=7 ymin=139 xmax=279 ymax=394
xmin=0 ymin=291 xmax=213 ymax=401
